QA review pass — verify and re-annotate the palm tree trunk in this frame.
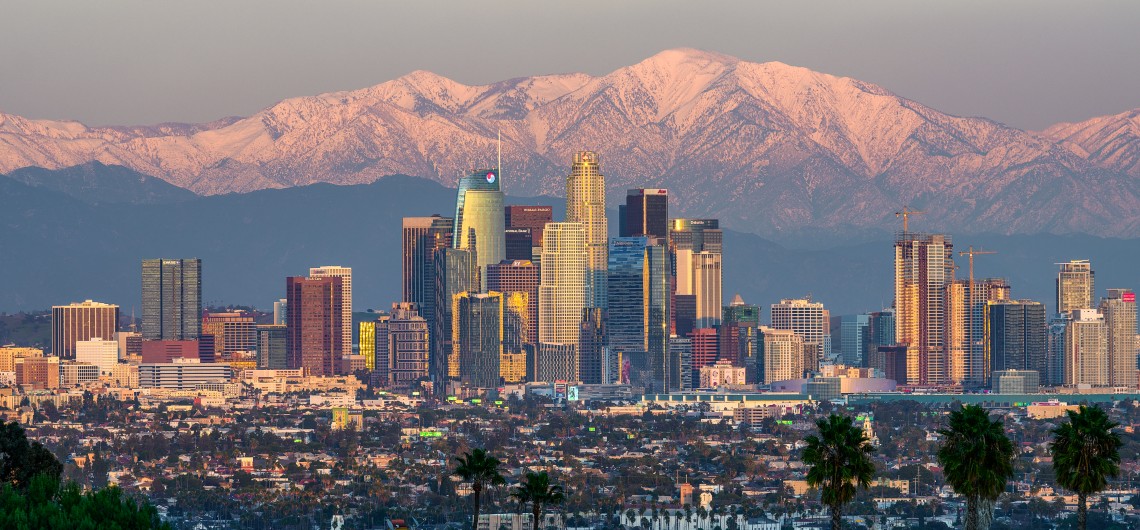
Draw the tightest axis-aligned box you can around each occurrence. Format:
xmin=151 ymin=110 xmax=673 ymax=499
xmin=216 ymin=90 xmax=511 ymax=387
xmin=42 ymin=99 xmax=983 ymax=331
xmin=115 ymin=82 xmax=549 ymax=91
xmin=965 ymin=495 xmax=979 ymax=530
xmin=830 ymin=503 xmax=841 ymax=530
xmin=472 ymin=485 xmax=482 ymax=530
xmin=1077 ymin=493 xmax=1087 ymax=530
xmin=533 ymin=501 xmax=542 ymax=530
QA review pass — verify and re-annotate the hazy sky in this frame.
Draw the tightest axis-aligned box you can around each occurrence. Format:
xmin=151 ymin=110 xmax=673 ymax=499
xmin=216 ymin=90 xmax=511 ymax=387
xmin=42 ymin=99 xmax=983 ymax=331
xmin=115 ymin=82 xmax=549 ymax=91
xmin=2 ymin=1 xmax=1137 ymax=130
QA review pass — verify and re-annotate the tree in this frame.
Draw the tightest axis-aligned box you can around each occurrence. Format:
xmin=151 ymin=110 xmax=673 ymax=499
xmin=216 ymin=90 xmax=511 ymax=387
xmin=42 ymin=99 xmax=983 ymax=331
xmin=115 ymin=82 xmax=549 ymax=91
xmin=0 ymin=421 xmax=62 ymax=490
xmin=802 ymin=414 xmax=876 ymax=530
xmin=454 ymin=448 xmax=506 ymax=530
xmin=1050 ymin=405 xmax=1122 ymax=530
xmin=936 ymin=405 xmax=1015 ymax=530
xmin=512 ymin=471 xmax=565 ymax=530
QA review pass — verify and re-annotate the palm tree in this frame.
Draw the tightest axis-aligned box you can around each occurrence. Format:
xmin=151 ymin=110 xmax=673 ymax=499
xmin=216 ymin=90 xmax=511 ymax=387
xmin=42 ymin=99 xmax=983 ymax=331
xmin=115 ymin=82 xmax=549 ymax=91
xmin=802 ymin=414 xmax=876 ymax=530
xmin=936 ymin=405 xmax=1015 ymax=530
xmin=454 ymin=448 xmax=506 ymax=530
xmin=512 ymin=470 xmax=566 ymax=530
xmin=1050 ymin=405 xmax=1122 ymax=530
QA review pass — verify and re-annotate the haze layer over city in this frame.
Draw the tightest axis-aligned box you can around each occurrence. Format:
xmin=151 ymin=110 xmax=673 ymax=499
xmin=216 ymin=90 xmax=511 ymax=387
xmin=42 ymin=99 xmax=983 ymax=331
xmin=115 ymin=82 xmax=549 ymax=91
xmin=1 ymin=2 xmax=1139 ymax=530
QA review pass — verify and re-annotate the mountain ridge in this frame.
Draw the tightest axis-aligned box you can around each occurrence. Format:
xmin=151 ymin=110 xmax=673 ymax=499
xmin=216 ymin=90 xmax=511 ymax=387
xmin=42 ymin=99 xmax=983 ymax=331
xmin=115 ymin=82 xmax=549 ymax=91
xmin=1 ymin=48 xmax=1138 ymax=237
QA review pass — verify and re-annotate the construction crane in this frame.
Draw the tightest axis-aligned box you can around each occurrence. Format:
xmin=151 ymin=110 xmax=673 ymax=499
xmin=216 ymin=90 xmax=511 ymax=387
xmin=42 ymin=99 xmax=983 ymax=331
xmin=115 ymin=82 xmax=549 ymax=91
xmin=958 ymin=246 xmax=997 ymax=287
xmin=895 ymin=206 xmax=925 ymax=233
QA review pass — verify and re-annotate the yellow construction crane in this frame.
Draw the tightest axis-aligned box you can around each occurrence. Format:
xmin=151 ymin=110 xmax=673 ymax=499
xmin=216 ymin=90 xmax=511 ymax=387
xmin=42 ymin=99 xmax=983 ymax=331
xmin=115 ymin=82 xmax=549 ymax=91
xmin=895 ymin=206 xmax=925 ymax=233
xmin=958 ymin=246 xmax=997 ymax=287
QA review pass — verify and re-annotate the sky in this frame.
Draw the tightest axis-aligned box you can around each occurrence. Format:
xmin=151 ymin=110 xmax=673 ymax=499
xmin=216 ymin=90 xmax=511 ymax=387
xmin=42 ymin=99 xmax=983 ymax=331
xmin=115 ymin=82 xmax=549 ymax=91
xmin=1 ymin=1 xmax=1137 ymax=130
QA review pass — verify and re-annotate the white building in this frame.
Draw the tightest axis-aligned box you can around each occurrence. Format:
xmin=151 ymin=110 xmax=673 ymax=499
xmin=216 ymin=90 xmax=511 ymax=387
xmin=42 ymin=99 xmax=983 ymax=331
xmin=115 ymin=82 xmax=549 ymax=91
xmin=139 ymin=359 xmax=232 ymax=389
xmin=75 ymin=337 xmax=119 ymax=374
xmin=699 ymin=360 xmax=746 ymax=388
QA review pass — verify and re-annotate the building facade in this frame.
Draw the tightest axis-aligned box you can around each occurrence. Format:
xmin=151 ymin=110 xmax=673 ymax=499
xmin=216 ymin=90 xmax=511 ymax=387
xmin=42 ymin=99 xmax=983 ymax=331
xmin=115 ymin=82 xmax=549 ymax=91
xmin=308 ymin=266 xmax=353 ymax=359
xmin=894 ymin=233 xmax=954 ymax=385
xmin=538 ymin=223 xmax=587 ymax=350
xmin=141 ymin=258 xmax=201 ymax=340
xmin=565 ymin=151 xmax=608 ymax=309
xmin=454 ymin=169 xmax=505 ymax=290
xmin=985 ymin=300 xmax=1047 ymax=388
xmin=1100 ymin=289 xmax=1138 ymax=389
xmin=621 ymin=188 xmax=668 ymax=239
xmin=286 ymin=276 xmax=344 ymax=376
xmin=1057 ymin=259 xmax=1094 ymax=315
xmin=52 ymin=300 xmax=119 ymax=360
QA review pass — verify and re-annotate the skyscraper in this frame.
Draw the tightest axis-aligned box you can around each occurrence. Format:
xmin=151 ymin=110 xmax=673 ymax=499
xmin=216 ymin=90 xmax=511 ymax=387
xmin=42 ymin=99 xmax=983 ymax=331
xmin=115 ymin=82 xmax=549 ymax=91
xmin=505 ymin=205 xmax=553 ymax=255
xmin=565 ymin=151 xmax=608 ymax=309
xmin=534 ymin=342 xmax=577 ymax=383
xmin=1100 ymin=289 xmax=1138 ymax=389
xmin=578 ymin=308 xmax=608 ymax=385
xmin=760 ymin=327 xmax=805 ymax=384
xmin=52 ymin=300 xmax=119 ymax=360
xmin=141 ymin=258 xmax=201 ymax=340
xmin=670 ymin=219 xmax=723 ymax=329
xmin=985 ymin=300 xmax=1047 ymax=387
xmin=539 ymin=223 xmax=587 ymax=349
xmin=486 ymin=260 xmax=540 ymax=347
xmin=454 ymin=169 xmax=505 ymax=290
xmin=946 ymin=278 xmax=1009 ymax=387
xmin=309 ymin=266 xmax=353 ymax=358
xmin=894 ymin=233 xmax=954 ymax=385
xmin=622 ymin=188 xmax=669 ymax=239
xmin=770 ymin=298 xmax=831 ymax=368
xmin=359 ymin=320 xmax=377 ymax=370
xmin=272 ymin=298 xmax=288 ymax=326
xmin=668 ymin=336 xmax=693 ymax=390
xmin=688 ymin=328 xmax=719 ymax=383
xmin=607 ymin=237 xmax=670 ymax=392
xmin=453 ymin=292 xmax=503 ymax=390
xmin=255 ymin=324 xmax=287 ymax=369
xmin=402 ymin=215 xmax=454 ymax=304
xmin=432 ymin=248 xmax=479 ymax=390
xmin=201 ymin=311 xmax=256 ymax=362
xmin=1057 ymin=260 xmax=1094 ymax=314
xmin=840 ymin=314 xmax=871 ymax=368
xmin=285 ymin=276 xmax=343 ymax=376
xmin=375 ymin=302 xmax=430 ymax=389
xmin=504 ymin=228 xmax=534 ymax=261
xmin=1066 ymin=308 xmax=1108 ymax=386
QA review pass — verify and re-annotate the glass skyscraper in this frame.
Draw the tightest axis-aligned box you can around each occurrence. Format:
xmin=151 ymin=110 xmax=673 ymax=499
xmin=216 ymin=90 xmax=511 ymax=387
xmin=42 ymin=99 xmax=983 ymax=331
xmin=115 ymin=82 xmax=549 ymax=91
xmin=607 ymin=237 xmax=670 ymax=392
xmin=141 ymin=258 xmax=202 ymax=341
xmin=454 ymin=169 xmax=504 ymax=290
xmin=566 ymin=151 xmax=608 ymax=309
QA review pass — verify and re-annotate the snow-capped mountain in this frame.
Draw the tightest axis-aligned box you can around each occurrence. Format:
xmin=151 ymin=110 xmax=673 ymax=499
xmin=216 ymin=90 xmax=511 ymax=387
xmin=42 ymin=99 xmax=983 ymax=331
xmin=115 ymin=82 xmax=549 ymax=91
xmin=2 ymin=48 xmax=1138 ymax=237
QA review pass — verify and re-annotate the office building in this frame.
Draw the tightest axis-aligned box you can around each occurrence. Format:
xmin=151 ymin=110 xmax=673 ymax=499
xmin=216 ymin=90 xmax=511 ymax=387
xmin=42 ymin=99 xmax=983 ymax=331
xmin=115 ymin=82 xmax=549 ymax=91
xmin=52 ymin=300 xmax=119 ymax=360
xmin=869 ymin=345 xmax=909 ymax=384
xmin=141 ymin=340 xmax=199 ymax=363
xmin=771 ymin=298 xmax=831 ymax=367
xmin=0 ymin=347 xmax=42 ymax=373
xmin=674 ymin=295 xmax=697 ymax=338
xmin=869 ymin=309 xmax=896 ymax=351
xmin=501 ymin=292 xmax=529 ymax=357
xmin=256 ymin=324 xmax=288 ymax=370
xmin=375 ymin=303 xmax=430 ymax=389
xmin=607 ymin=237 xmax=670 ymax=392
xmin=578 ymin=308 xmax=607 ymax=385
xmin=760 ymin=327 xmax=804 ymax=384
xmin=454 ymin=168 xmax=505 ymax=290
xmin=60 ymin=362 xmax=100 ymax=388
xmin=505 ymin=205 xmax=552 ymax=256
xmin=286 ymin=275 xmax=344 ymax=376
xmin=1066 ymin=309 xmax=1108 ymax=386
xmin=402 ymin=215 xmax=454 ymax=304
xmin=486 ymin=260 xmax=540 ymax=346
xmin=453 ymin=292 xmax=503 ymax=390
xmin=668 ymin=336 xmax=693 ymax=390
xmin=688 ymin=327 xmax=719 ymax=383
xmin=721 ymin=295 xmax=760 ymax=367
xmin=15 ymin=356 xmax=60 ymax=390
xmin=565 ymin=151 xmax=608 ymax=308
xmin=1057 ymin=260 xmax=1094 ymax=314
xmin=993 ymin=369 xmax=1041 ymax=394
xmin=432 ymin=248 xmax=479 ymax=388
xmin=75 ymin=338 xmax=118 ymax=374
xmin=359 ymin=320 xmax=377 ymax=370
xmin=504 ymin=228 xmax=534 ymax=261
xmin=539 ymin=223 xmax=587 ymax=349
xmin=840 ymin=314 xmax=871 ymax=368
xmin=201 ymin=311 xmax=256 ymax=362
xmin=308 ymin=266 xmax=353 ymax=357
xmin=671 ymin=219 xmax=723 ymax=329
xmin=985 ymin=300 xmax=1047 ymax=387
xmin=1046 ymin=315 xmax=1068 ymax=386
xmin=621 ymin=188 xmax=669 ymax=239
xmin=115 ymin=331 xmax=142 ymax=363
xmin=946 ymin=278 xmax=1009 ymax=387
xmin=141 ymin=258 xmax=201 ymax=340
xmin=894 ymin=233 xmax=954 ymax=385
xmin=535 ymin=343 xmax=577 ymax=383
xmin=273 ymin=299 xmax=288 ymax=326
xmin=139 ymin=360 xmax=232 ymax=390
xmin=1101 ymin=289 xmax=1138 ymax=389
xmin=699 ymin=361 xmax=747 ymax=388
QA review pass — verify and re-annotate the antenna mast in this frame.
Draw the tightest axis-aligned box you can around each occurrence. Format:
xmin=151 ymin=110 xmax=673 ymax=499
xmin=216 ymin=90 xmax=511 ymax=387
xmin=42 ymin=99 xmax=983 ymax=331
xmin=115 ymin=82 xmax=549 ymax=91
xmin=497 ymin=129 xmax=502 ymax=192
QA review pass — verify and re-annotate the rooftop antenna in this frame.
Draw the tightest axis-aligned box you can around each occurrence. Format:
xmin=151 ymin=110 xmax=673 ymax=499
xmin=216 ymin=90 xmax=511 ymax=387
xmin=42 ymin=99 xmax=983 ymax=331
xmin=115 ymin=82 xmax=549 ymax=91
xmin=497 ymin=129 xmax=503 ymax=193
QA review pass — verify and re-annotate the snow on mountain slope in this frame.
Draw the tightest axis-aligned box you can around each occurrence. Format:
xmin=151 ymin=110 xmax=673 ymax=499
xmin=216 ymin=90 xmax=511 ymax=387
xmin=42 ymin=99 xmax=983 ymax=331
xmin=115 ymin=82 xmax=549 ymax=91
xmin=1 ymin=48 xmax=1138 ymax=237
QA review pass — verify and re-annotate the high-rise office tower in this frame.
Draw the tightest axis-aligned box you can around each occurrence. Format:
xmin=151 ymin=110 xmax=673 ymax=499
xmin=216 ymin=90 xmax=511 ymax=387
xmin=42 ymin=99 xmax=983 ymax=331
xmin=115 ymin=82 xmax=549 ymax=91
xmin=578 ymin=308 xmax=608 ymax=384
xmin=1066 ymin=308 xmax=1108 ymax=386
xmin=285 ymin=276 xmax=343 ymax=376
xmin=869 ymin=309 xmax=896 ymax=351
xmin=75 ymin=338 xmax=118 ymax=374
xmin=308 ymin=266 xmax=353 ymax=358
xmin=272 ymin=299 xmax=288 ymax=326
xmin=721 ymin=295 xmax=760 ymax=368
xmin=606 ymin=237 xmax=670 ymax=392
xmin=374 ymin=303 xmax=430 ymax=389
xmin=670 ymin=219 xmax=723 ymax=329
xmin=539 ymin=223 xmax=587 ymax=349
xmin=688 ymin=328 xmax=719 ymax=384
xmin=534 ymin=342 xmax=577 ymax=383
xmin=1046 ymin=315 xmax=1068 ymax=387
xmin=52 ymin=300 xmax=119 ymax=360
xmin=668 ymin=336 xmax=693 ymax=390
xmin=622 ymin=188 xmax=669 ymax=239
xmin=946 ymin=278 xmax=1009 ymax=386
xmin=504 ymin=228 xmax=534 ymax=261
xmin=505 ymin=205 xmax=553 ymax=258
xmin=359 ymin=320 xmax=377 ymax=370
xmin=486 ymin=260 xmax=540 ymax=347
xmin=141 ymin=258 xmax=201 ymax=340
xmin=256 ymin=324 xmax=288 ymax=369
xmin=840 ymin=314 xmax=871 ymax=368
xmin=1057 ymin=260 xmax=1094 ymax=314
xmin=432 ymin=247 xmax=479 ymax=389
xmin=452 ymin=292 xmax=503 ymax=390
xmin=1100 ymin=289 xmax=1138 ymax=389
xmin=674 ymin=295 xmax=697 ymax=338
xmin=759 ymin=327 xmax=805 ymax=384
xmin=565 ymin=151 xmax=608 ymax=309
xmin=201 ymin=311 xmax=256 ymax=362
xmin=402 ymin=215 xmax=454 ymax=303
xmin=894 ymin=233 xmax=954 ymax=385
xmin=770 ymin=298 xmax=831 ymax=367
xmin=454 ymin=169 xmax=505 ymax=290
xmin=985 ymin=300 xmax=1047 ymax=388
